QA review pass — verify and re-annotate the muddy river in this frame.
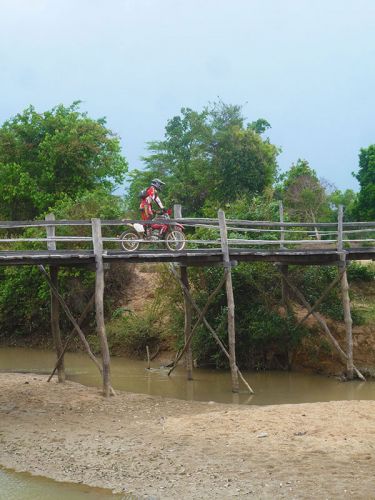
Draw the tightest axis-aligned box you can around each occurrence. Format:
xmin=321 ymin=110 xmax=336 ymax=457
xmin=1 ymin=346 xmax=374 ymax=498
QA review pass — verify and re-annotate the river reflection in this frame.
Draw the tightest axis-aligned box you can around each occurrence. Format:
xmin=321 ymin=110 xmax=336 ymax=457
xmin=0 ymin=346 xmax=374 ymax=405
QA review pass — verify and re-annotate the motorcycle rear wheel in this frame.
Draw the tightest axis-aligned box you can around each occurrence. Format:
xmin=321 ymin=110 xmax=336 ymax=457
xmin=119 ymin=230 xmax=141 ymax=252
xmin=165 ymin=229 xmax=185 ymax=251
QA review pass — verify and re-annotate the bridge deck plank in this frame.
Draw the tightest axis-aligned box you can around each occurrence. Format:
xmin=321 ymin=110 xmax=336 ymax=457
xmin=0 ymin=248 xmax=373 ymax=267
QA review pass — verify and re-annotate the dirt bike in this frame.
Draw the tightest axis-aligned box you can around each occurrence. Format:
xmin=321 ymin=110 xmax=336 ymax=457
xmin=119 ymin=209 xmax=185 ymax=252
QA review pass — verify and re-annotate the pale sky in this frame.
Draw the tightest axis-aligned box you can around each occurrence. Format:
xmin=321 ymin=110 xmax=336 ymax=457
xmin=1 ymin=0 xmax=374 ymax=191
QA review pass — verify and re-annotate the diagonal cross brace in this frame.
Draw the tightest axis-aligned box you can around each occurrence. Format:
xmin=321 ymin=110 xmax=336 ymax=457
xmin=297 ymin=267 xmax=346 ymax=326
xmin=169 ymin=265 xmax=254 ymax=394
xmin=38 ymin=265 xmax=116 ymax=395
xmin=168 ymin=268 xmax=228 ymax=376
xmin=277 ymin=267 xmax=365 ymax=381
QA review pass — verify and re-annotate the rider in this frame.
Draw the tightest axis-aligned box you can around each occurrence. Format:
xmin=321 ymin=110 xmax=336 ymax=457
xmin=140 ymin=178 xmax=166 ymax=237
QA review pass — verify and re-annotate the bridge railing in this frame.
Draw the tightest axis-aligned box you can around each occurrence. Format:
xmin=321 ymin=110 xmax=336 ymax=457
xmin=0 ymin=205 xmax=374 ymax=252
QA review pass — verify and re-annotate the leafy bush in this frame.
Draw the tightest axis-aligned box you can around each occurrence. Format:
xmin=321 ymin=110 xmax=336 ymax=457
xmin=104 ymin=306 xmax=163 ymax=357
xmin=183 ymin=263 xmax=309 ymax=370
xmin=347 ymin=262 xmax=375 ymax=282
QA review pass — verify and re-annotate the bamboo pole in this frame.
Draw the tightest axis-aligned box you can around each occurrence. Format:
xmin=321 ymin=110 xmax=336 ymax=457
xmin=174 ymin=204 xmax=193 ymax=380
xmin=338 ymin=205 xmax=354 ymax=380
xmin=92 ymin=218 xmax=111 ymax=397
xmin=45 ymin=214 xmax=65 ymax=383
xmin=218 ymin=209 xmax=239 ymax=393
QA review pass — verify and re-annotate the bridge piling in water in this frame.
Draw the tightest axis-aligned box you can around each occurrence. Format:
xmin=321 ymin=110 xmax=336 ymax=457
xmin=218 ymin=209 xmax=240 ymax=393
xmin=45 ymin=214 xmax=65 ymax=383
xmin=174 ymin=204 xmax=193 ymax=381
xmin=337 ymin=205 xmax=354 ymax=380
xmin=92 ymin=218 xmax=111 ymax=397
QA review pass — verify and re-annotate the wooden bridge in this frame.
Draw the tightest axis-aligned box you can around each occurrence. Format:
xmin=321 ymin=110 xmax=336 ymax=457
xmin=1 ymin=205 xmax=374 ymax=396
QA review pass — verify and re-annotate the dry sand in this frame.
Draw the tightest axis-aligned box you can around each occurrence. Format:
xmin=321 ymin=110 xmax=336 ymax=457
xmin=1 ymin=373 xmax=375 ymax=499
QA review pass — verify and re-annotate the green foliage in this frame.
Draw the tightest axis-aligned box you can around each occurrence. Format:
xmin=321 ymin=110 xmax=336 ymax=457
xmin=184 ymin=263 xmax=309 ymax=370
xmin=278 ymin=159 xmax=331 ymax=223
xmin=353 ymin=145 xmax=375 ymax=220
xmin=224 ymin=192 xmax=280 ymax=221
xmin=104 ymin=306 xmax=163 ymax=357
xmin=125 ymin=101 xmax=279 ymax=215
xmin=328 ymin=189 xmax=357 ymax=221
xmin=295 ymin=265 xmax=367 ymax=325
xmin=298 ymin=266 xmax=343 ymax=320
xmin=104 ymin=264 xmax=183 ymax=356
xmin=0 ymin=266 xmax=49 ymax=337
xmin=0 ymin=102 xmax=128 ymax=220
xmin=347 ymin=262 xmax=375 ymax=282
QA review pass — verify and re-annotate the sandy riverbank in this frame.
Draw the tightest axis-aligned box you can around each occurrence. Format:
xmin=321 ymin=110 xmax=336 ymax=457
xmin=0 ymin=373 xmax=375 ymax=499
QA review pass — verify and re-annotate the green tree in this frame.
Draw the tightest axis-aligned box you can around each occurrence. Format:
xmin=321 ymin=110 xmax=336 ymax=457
xmin=279 ymin=159 xmax=331 ymax=232
xmin=0 ymin=102 xmax=128 ymax=220
xmin=125 ymin=102 xmax=279 ymax=215
xmin=353 ymin=145 xmax=375 ymax=220
xmin=328 ymin=189 xmax=357 ymax=221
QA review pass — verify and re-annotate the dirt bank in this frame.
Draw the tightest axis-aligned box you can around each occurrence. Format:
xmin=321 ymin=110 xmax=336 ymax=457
xmin=1 ymin=374 xmax=375 ymax=498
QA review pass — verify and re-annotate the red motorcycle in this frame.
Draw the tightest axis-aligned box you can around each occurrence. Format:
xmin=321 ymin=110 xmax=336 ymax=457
xmin=119 ymin=209 xmax=185 ymax=252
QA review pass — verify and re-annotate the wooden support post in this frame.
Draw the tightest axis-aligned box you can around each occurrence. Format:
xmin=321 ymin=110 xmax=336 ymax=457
xmin=45 ymin=214 xmax=65 ymax=383
xmin=218 ymin=210 xmax=239 ymax=392
xmin=92 ymin=218 xmax=111 ymax=397
xmin=338 ymin=205 xmax=354 ymax=380
xmin=174 ymin=204 xmax=193 ymax=380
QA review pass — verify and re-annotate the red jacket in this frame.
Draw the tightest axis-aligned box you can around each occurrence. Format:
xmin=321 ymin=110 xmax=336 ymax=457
xmin=140 ymin=186 xmax=164 ymax=211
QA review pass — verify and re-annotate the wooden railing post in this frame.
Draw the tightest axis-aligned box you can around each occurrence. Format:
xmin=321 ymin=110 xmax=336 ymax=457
xmin=92 ymin=218 xmax=111 ymax=397
xmin=218 ymin=209 xmax=239 ymax=393
xmin=45 ymin=214 xmax=65 ymax=383
xmin=174 ymin=204 xmax=193 ymax=380
xmin=337 ymin=204 xmax=344 ymax=252
xmin=337 ymin=205 xmax=354 ymax=380
xmin=279 ymin=201 xmax=285 ymax=250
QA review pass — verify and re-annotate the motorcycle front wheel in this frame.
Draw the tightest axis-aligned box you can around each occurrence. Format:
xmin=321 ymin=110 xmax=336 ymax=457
xmin=119 ymin=230 xmax=141 ymax=252
xmin=165 ymin=229 xmax=185 ymax=251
